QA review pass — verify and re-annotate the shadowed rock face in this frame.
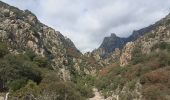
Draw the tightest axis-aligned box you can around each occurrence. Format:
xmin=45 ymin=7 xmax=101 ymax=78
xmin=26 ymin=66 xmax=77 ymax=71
xmin=99 ymin=33 xmax=126 ymax=57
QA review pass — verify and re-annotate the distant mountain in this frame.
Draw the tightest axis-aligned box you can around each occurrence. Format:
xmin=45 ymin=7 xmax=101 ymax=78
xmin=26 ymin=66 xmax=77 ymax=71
xmin=93 ymin=24 xmax=156 ymax=58
xmin=98 ymin=33 xmax=126 ymax=57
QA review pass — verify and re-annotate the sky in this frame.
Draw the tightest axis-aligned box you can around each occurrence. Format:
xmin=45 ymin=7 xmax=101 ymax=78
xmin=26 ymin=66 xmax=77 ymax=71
xmin=2 ymin=0 xmax=170 ymax=52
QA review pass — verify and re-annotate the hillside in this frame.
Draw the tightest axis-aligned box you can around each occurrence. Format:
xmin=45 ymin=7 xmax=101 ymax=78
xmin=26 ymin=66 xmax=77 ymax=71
xmin=94 ymin=13 xmax=170 ymax=100
xmin=0 ymin=1 xmax=170 ymax=100
xmin=0 ymin=1 xmax=100 ymax=100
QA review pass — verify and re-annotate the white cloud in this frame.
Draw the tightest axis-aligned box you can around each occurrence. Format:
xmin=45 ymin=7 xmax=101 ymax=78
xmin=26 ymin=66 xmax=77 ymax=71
xmin=2 ymin=0 xmax=170 ymax=52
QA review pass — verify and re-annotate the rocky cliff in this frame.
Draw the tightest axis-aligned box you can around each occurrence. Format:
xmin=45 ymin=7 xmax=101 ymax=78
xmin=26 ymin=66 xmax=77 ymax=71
xmin=93 ymin=23 xmax=155 ymax=59
xmin=94 ymin=33 xmax=126 ymax=58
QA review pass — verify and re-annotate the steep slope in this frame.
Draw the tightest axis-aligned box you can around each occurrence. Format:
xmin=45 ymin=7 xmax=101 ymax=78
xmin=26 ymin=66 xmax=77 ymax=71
xmin=0 ymin=1 xmax=99 ymax=99
xmin=94 ymin=13 xmax=170 ymax=100
xmin=0 ymin=0 xmax=82 ymax=78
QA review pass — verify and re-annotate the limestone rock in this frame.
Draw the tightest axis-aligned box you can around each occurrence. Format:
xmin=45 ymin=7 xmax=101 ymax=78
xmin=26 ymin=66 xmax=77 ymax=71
xmin=120 ymin=42 xmax=135 ymax=66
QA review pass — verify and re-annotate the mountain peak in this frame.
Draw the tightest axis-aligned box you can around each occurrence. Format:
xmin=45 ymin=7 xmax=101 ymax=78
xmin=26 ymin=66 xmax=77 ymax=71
xmin=93 ymin=23 xmax=156 ymax=58
xmin=110 ymin=33 xmax=117 ymax=37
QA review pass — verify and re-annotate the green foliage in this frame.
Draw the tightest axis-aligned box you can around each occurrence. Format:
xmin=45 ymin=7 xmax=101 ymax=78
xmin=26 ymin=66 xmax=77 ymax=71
xmin=70 ymin=69 xmax=95 ymax=98
xmin=25 ymin=49 xmax=36 ymax=60
xmin=10 ymin=80 xmax=40 ymax=100
xmin=95 ymin=66 xmax=128 ymax=97
xmin=33 ymin=56 xmax=48 ymax=68
xmin=34 ymin=72 xmax=86 ymax=100
xmin=152 ymin=42 xmax=170 ymax=51
xmin=131 ymin=45 xmax=146 ymax=65
xmin=75 ymin=75 xmax=95 ymax=98
xmin=42 ymin=82 xmax=85 ymax=100
xmin=127 ymin=79 xmax=137 ymax=90
xmin=9 ymin=79 xmax=27 ymax=91
xmin=0 ymin=44 xmax=42 ymax=92
xmin=0 ymin=42 xmax=8 ymax=57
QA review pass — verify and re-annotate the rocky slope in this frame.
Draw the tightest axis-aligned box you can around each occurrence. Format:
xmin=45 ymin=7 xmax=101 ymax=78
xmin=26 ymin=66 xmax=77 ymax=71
xmin=94 ymin=12 xmax=170 ymax=100
xmin=0 ymin=0 xmax=83 ymax=80
xmin=96 ymin=13 xmax=170 ymax=66
xmin=1 ymin=1 xmax=170 ymax=100
xmin=93 ymin=24 xmax=155 ymax=58
xmin=0 ymin=1 xmax=100 ymax=99
xmin=120 ymin=13 xmax=170 ymax=66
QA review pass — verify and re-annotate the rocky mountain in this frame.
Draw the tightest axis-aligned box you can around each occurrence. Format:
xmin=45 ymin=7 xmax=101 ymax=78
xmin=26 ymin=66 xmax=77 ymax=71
xmin=1 ymin=1 xmax=170 ymax=100
xmin=95 ymin=33 xmax=126 ymax=58
xmin=0 ymin=1 xmax=100 ymax=100
xmin=93 ymin=24 xmax=155 ymax=58
xmin=94 ymin=12 xmax=170 ymax=100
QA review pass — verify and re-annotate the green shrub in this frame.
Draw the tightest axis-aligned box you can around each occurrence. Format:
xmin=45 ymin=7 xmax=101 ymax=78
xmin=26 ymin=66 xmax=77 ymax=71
xmin=33 ymin=56 xmax=48 ymax=67
xmin=131 ymin=45 xmax=146 ymax=64
xmin=0 ymin=53 xmax=42 ymax=91
xmin=152 ymin=42 xmax=170 ymax=51
xmin=25 ymin=49 xmax=36 ymax=61
xmin=9 ymin=79 xmax=27 ymax=91
xmin=0 ymin=42 xmax=8 ymax=57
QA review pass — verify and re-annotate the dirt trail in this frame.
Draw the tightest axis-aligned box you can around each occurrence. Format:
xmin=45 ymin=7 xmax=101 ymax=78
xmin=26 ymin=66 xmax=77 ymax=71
xmin=89 ymin=88 xmax=105 ymax=100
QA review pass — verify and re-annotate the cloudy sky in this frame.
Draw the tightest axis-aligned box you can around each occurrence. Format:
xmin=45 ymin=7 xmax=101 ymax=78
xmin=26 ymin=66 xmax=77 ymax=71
xmin=2 ymin=0 xmax=170 ymax=52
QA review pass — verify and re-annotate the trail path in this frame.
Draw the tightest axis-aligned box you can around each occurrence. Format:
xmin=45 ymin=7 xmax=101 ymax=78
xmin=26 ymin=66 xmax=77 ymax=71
xmin=89 ymin=88 xmax=105 ymax=100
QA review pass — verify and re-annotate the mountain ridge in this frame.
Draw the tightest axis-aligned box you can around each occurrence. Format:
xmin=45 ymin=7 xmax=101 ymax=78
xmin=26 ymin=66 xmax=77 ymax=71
xmin=1 ymin=1 xmax=170 ymax=100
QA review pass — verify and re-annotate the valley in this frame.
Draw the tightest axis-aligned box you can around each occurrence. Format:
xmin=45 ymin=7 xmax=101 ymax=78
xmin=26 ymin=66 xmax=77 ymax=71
xmin=0 ymin=1 xmax=170 ymax=100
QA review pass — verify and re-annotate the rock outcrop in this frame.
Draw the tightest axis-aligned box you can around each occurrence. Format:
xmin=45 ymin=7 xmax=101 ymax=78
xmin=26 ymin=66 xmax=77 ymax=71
xmin=120 ymin=42 xmax=135 ymax=66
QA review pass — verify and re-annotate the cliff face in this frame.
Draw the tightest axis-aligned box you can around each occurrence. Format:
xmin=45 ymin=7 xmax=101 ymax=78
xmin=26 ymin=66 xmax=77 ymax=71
xmin=96 ymin=33 xmax=126 ymax=58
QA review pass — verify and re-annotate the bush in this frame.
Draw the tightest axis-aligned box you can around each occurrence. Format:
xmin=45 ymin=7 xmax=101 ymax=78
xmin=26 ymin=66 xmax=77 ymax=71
xmin=25 ymin=49 xmax=36 ymax=61
xmin=0 ymin=42 xmax=8 ymax=57
xmin=131 ymin=45 xmax=146 ymax=64
xmin=0 ymin=53 xmax=42 ymax=91
xmin=142 ymin=84 xmax=166 ymax=100
xmin=37 ymin=80 xmax=85 ymax=100
xmin=10 ymin=80 xmax=40 ymax=100
xmin=33 ymin=56 xmax=48 ymax=68
xmin=9 ymin=79 xmax=27 ymax=91
xmin=140 ymin=69 xmax=169 ymax=85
